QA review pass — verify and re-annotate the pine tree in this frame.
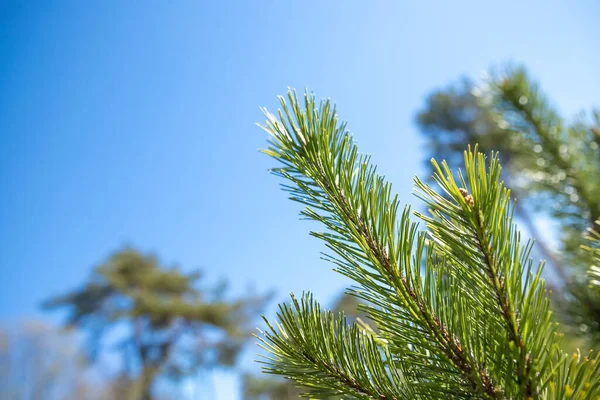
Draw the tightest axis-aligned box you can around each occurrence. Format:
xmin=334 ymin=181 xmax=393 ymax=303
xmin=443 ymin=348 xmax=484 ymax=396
xmin=416 ymin=67 xmax=600 ymax=347
xmin=255 ymin=90 xmax=600 ymax=399
xmin=44 ymin=247 xmax=269 ymax=400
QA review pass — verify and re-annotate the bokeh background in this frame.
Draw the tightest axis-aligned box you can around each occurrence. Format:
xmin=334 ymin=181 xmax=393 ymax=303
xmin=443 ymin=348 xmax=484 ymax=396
xmin=1 ymin=1 xmax=598 ymax=399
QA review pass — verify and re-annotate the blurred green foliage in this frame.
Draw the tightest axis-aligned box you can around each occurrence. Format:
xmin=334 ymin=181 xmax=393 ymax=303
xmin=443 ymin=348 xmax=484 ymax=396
xmin=43 ymin=247 xmax=270 ymax=400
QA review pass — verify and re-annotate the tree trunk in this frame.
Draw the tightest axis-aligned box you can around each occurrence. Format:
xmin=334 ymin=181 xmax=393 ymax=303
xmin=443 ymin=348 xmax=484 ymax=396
xmin=138 ymin=365 xmax=159 ymax=400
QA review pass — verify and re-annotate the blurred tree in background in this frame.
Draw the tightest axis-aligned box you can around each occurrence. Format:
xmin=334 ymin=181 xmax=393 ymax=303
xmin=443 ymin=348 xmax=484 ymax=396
xmin=0 ymin=320 xmax=107 ymax=400
xmin=242 ymin=374 xmax=302 ymax=400
xmin=416 ymin=66 xmax=600 ymax=346
xmin=43 ymin=248 xmax=270 ymax=400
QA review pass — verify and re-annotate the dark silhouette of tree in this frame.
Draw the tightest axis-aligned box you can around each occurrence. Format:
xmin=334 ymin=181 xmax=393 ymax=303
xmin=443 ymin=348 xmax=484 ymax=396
xmin=44 ymin=247 xmax=270 ymax=400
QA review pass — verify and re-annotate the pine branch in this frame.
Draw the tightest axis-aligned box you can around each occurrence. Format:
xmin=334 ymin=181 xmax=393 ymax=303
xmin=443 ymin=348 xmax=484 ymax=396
xmin=413 ymin=148 xmax=560 ymax=398
xmin=258 ymin=89 xmax=600 ymax=399
xmin=310 ymin=159 xmax=500 ymax=398
xmin=258 ymin=293 xmax=406 ymax=399
xmin=260 ymin=91 xmax=506 ymax=398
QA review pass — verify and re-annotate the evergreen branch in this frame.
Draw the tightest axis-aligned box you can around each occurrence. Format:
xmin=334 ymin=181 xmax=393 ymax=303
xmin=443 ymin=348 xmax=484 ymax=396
xmin=257 ymin=293 xmax=407 ymax=400
xmin=259 ymin=90 xmax=503 ymax=398
xmin=258 ymin=89 xmax=600 ymax=399
xmin=315 ymin=169 xmax=499 ymax=398
xmin=465 ymin=153 xmax=533 ymax=396
xmin=414 ymin=148 xmax=558 ymax=398
xmin=472 ymin=212 xmax=534 ymax=394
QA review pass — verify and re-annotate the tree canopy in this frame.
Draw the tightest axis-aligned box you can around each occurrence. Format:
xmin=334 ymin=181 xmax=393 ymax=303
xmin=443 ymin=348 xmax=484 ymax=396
xmin=44 ymin=247 xmax=269 ymax=400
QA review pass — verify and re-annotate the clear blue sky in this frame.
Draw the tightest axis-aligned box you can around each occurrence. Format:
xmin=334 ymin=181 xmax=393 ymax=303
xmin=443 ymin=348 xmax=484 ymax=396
xmin=1 ymin=1 xmax=599 ymax=398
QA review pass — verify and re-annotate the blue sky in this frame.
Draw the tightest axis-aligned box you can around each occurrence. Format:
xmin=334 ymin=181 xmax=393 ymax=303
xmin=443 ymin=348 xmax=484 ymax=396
xmin=1 ymin=1 xmax=599 ymax=398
